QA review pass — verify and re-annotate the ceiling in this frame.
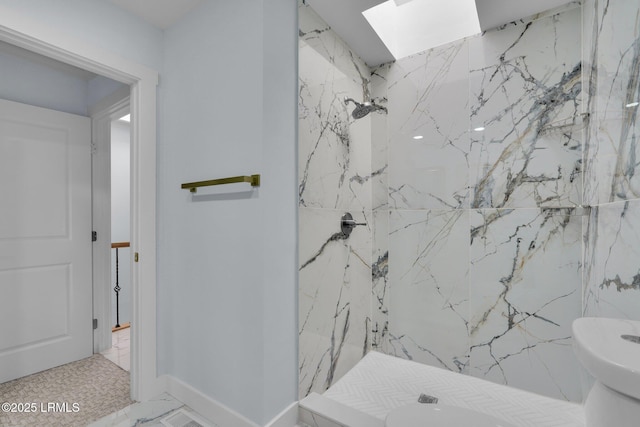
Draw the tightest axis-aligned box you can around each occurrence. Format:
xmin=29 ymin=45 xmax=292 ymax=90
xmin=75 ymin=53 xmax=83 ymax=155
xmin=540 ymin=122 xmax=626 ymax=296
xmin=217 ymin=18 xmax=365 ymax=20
xmin=306 ymin=0 xmax=575 ymax=66
xmin=102 ymin=0 xmax=574 ymax=66
xmin=474 ymin=0 xmax=577 ymax=32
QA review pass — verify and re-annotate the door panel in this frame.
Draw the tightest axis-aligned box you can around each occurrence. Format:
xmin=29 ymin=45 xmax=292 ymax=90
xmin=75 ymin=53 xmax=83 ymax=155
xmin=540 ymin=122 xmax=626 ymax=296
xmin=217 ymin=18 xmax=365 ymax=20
xmin=0 ymin=99 xmax=92 ymax=383
xmin=0 ymin=265 xmax=69 ymax=350
xmin=0 ymin=121 xmax=69 ymax=239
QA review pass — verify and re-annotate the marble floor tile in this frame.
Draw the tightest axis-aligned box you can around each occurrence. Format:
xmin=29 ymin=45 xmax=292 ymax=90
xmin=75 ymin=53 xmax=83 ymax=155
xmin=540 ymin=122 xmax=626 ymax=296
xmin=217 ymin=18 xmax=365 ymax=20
xmin=88 ymin=393 xmax=218 ymax=427
xmin=101 ymin=328 xmax=130 ymax=371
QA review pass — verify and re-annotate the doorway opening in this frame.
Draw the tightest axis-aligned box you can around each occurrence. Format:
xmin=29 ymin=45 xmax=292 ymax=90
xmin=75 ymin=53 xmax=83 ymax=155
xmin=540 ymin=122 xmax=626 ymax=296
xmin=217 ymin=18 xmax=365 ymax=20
xmin=0 ymin=89 xmax=135 ymax=426
xmin=0 ymin=35 xmax=134 ymax=392
xmin=99 ymin=109 xmax=133 ymax=373
xmin=0 ymin=10 xmax=160 ymax=401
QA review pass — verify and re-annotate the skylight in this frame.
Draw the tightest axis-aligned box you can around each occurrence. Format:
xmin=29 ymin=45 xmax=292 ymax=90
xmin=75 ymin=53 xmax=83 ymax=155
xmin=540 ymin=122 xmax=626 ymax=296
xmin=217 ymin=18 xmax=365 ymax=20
xmin=363 ymin=0 xmax=481 ymax=60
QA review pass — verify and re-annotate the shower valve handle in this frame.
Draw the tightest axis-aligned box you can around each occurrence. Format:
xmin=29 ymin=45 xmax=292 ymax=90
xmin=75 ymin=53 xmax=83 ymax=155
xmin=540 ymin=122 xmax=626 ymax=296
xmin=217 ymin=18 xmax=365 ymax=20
xmin=341 ymin=212 xmax=367 ymax=238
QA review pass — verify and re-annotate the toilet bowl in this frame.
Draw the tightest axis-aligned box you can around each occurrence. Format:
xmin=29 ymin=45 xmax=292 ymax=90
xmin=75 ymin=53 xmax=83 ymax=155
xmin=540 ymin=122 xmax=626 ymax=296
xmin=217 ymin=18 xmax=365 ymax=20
xmin=572 ymin=317 xmax=640 ymax=427
xmin=385 ymin=403 xmax=515 ymax=427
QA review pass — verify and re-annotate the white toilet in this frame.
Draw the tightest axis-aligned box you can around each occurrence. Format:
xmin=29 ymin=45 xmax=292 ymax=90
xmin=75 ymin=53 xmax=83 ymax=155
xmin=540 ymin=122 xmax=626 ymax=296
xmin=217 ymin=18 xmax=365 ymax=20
xmin=572 ymin=317 xmax=640 ymax=427
xmin=384 ymin=403 xmax=515 ymax=427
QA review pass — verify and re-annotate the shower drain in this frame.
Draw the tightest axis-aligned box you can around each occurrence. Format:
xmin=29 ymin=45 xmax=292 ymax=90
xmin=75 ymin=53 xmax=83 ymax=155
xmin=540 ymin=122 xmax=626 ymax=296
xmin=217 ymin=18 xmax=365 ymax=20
xmin=621 ymin=334 xmax=640 ymax=344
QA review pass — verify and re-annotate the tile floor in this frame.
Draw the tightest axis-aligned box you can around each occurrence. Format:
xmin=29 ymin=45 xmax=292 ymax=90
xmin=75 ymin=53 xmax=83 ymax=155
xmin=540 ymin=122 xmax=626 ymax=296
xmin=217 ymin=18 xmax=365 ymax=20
xmin=101 ymin=328 xmax=130 ymax=371
xmin=96 ymin=332 xmax=301 ymax=426
xmin=89 ymin=392 xmax=301 ymax=427
xmin=87 ymin=393 xmax=212 ymax=426
xmin=95 ymin=331 xmax=220 ymax=426
xmin=90 ymin=328 xmax=215 ymax=427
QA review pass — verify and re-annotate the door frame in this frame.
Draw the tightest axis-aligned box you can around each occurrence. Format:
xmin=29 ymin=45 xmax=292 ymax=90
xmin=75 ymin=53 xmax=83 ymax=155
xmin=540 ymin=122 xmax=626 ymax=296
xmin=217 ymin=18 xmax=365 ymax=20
xmin=91 ymin=88 xmax=130 ymax=355
xmin=0 ymin=8 xmax=161 ymax=401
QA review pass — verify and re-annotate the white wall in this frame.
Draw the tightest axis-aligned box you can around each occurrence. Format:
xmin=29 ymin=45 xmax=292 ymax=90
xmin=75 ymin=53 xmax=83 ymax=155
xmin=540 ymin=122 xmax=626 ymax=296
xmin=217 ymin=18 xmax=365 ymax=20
xmin=111 ymin=119 xmax=131 ymax=327
xmin=0 ymin=0 xmax=163 ymax=71
xmin=261 ymin=0 xmax=298 ymax=420
xmin=0 ymin=1 xmax=298 ymax=424
xmin=158 ymin=1 xmax=297 ymax=423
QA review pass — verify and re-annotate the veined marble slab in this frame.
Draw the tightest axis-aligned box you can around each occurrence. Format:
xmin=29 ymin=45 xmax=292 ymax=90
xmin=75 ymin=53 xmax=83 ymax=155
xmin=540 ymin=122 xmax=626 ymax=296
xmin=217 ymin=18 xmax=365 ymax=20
xmin=469 ymin=6 xmax=583 ymax=209
xmin=298 ymin=0 xmax=375 ymax=399
xmin=584 ymin=200 xmax=640 ymax=320
xmin=371 ymin=209 xmax=389 ymax=354
xmin=585 ymin=0 xmax=640 ymax=204
xmin=370 ymin=63 xmax=390 ymax=213
xmin=387 ymin=209 xmax=470 ymax=373
xmin=299 ymin=208 xmax=372 ymax=398
xmin=88 ymin=393 xmax=192 ymax=427
xmin=298 ymin=2 xmax=375 ymax=212
xmin=469 ymin=208 xmax=583 ymax=401
xmin=581 ymin=0 xmax=599 ymax=206
xmin=387 ymin=40 xmax=470 ymax=210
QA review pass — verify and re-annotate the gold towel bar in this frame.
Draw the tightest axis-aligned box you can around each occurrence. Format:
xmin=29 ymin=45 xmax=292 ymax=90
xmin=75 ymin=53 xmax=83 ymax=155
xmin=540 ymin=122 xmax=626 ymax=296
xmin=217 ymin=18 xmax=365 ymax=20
xmin=181 ymin=174 xmax=261 ymax=193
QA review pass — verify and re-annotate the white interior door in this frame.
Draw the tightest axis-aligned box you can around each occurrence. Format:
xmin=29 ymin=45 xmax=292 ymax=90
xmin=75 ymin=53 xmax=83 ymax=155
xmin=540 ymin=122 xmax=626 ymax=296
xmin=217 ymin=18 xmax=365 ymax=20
xmin=0 ymin=98 xmax=92 ymax=383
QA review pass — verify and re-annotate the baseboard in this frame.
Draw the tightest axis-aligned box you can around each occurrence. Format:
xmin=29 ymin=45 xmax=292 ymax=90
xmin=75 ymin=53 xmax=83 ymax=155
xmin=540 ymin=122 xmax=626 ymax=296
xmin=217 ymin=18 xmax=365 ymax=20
xmin=264 ymin=401 xmax=299 ymax=427
xmin=164 ymin=375 xmax=260 ymax=427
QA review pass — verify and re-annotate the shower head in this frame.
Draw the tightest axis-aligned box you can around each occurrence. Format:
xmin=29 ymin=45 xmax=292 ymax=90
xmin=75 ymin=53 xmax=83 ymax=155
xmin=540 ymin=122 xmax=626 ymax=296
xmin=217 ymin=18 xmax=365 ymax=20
xmin=352 ymin=102 xmax=375 ymax=119
xmin=344 ymin=97 xmax=387 ymax=119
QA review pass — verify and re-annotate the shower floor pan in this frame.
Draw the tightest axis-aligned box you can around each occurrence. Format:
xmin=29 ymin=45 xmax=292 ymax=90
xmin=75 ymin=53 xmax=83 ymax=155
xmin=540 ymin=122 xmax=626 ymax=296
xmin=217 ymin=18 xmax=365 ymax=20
xmin=300 ymin=351 xmax=585 ymax=427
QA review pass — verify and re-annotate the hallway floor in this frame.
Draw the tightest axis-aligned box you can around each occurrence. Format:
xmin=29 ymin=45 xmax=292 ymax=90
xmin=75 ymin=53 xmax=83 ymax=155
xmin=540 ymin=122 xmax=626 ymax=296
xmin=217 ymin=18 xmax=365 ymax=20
xmin=101 ymin=328 xmax=130 ymax=371
xmin=0 ymin=354 xmax=132 ymax=426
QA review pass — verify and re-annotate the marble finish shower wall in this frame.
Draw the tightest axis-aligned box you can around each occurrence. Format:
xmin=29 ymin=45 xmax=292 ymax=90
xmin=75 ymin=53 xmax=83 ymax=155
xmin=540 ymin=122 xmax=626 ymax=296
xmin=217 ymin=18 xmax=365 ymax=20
xmin=469 ymin=10 xmax=583 ymax=209
xmin=584 ymin=202 xmax=640 ymax=319
xmin=370 ymin=63 xmax=390 ymax=354
xmin=468 ymin=208 xmax=582 ymax=400
xmin=583 ymin=0 xmax=640 ymax=319
xmin=298 ymin=1 xmax=373 ymax=398
xmin=298 ymin=0 xmax=639 ymax=405
xmin=376 ymin=5 xmax=584 ymax=402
